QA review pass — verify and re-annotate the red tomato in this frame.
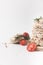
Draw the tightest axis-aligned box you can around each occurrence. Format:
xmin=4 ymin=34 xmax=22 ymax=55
xmin=23 ymin=32 xmax=29 ymax=37
xmin=27 ymin=42 xmax=37 ymax=52
xmin=19 ymin=39 xmax=27 ymax=45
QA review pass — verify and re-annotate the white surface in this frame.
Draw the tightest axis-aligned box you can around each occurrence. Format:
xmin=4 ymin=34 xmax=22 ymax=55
xmin=0 ymin=44 xmax=43 ymax=65
xmin=0 ymin=0 xmax=43 ymax=65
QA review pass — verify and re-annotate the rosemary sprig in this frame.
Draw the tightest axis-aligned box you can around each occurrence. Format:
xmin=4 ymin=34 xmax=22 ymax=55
xmin=34 ymin=16 xmax=43 ymax=22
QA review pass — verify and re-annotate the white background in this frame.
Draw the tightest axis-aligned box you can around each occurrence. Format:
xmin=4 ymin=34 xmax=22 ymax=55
xmin=0 ymin=0 xmax=43 ymax=65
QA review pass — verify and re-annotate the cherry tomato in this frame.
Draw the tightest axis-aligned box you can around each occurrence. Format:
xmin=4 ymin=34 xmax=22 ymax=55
xmin=27 ymin=42 xmax=37 ymax=52
xmin=19 ymin=39 xmax=27 ymax=45
xmin=23 ymin=32 xmax=29 ymax=37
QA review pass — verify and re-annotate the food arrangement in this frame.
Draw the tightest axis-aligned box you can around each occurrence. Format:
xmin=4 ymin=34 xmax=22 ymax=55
xmin=10 ymin=17 xmax=43 ymax=52
xmin=11 ymin=31 xmax=43 ymax=52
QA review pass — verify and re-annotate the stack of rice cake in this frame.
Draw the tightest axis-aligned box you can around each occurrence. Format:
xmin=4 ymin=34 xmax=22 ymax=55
xmin=32 ymin=17 xmax=43 ymax=46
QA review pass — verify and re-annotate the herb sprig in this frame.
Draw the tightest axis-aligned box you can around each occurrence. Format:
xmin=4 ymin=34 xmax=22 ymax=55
xmin=34 ymin=16 xmax=42 ymax=22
